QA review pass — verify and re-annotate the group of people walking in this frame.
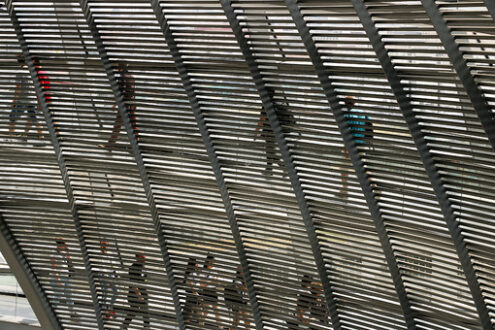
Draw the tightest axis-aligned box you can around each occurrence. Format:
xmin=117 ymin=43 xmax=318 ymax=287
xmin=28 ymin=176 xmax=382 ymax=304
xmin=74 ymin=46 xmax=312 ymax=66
xmin=183 ymin=254 xmax=250 ymax=329
xmin=50 ymin=242 xmax=253 ymax=329
xmin=8 ymin=55 xmax=136 ymax=150
xmin=49 ymin=238 xmax=150 ymax=328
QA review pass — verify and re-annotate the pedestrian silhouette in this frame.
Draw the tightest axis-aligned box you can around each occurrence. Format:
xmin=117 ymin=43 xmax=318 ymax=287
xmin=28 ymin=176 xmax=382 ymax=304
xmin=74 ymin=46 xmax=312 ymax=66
xmin=100 ymin=63 xmax=137 ymax=151
xmin=224 ymin=265 xmax=250 ymax=329
xmin=198 ymin=254 xmax=221 ymax=328
xmin=254 ymin=88 xmax=295 ymax=176
xmin=183 ymin=257 xmax=201 ymax=325
xmin=122 ymin=253 xmax=150 ymax=329
xmin=50 ymin=238 xmax=76 ymax=317
xmin=9 ymin=54 xmax=43 ymax=139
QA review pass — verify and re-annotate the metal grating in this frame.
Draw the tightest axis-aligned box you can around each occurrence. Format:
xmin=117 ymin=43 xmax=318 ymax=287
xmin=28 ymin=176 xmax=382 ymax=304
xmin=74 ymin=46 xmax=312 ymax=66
xmin=0 ymin=1 xmax=493 ymax=330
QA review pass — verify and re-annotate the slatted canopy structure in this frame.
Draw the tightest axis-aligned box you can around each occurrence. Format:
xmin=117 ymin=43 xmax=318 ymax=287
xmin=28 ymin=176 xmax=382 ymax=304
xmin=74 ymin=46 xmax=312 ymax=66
xmin=0 ymin=0 xmax=494 ymax=329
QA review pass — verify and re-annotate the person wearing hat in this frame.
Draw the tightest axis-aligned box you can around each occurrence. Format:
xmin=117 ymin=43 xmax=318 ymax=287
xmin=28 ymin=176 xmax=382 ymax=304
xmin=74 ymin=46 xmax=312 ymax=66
xmin=122 ymin=252 xmax=150 ymax=329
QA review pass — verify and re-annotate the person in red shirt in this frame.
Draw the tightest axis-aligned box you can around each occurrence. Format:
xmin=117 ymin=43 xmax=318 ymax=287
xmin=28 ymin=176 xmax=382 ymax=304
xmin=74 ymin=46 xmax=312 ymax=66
xmin=32 ymin=57 xmax=51 ymax=105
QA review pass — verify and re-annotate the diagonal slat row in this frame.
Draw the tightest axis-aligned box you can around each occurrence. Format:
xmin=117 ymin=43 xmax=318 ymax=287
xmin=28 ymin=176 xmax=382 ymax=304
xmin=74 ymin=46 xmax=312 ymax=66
xmin=0 ymin=1 xmax=494 ymax=329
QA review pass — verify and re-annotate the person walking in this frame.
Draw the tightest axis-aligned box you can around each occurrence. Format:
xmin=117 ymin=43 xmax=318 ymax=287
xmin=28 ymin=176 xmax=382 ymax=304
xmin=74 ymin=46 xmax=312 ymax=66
xmin=224 ymin=265 xmax=250 ymax=329
xmin=50 ymin=238 xmax=76 ymax=317
xmin=198 ymin=254 xmax=221 ymax=328
xmin=254 ymin=88 xmax=295 ymax=176
xmin=9 ymin=54 xmax=43 ymax=139
xmin=122 ymin=253 xmax=150 ymax=329
xmin=340 ymin=96 xmax=373 ymax=197
xmin=101 ymin=63 xmax=137 ymax=150
xmin=99 ymin=240 xmax=118 ymax=320
xmin=183 ymin=257 xmax=201 ymax=325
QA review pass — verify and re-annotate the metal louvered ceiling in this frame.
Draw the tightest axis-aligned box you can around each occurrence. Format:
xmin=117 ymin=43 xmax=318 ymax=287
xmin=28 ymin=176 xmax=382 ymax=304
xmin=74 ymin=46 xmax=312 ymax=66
xmin=0 ymin=0 xmax=494 ymax=329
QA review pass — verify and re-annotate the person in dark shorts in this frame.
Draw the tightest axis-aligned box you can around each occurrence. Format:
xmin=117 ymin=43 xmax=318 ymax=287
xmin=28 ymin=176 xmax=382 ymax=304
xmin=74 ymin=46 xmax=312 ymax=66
xmin=224 ymin=265 xmax=250 ymax=329
xmin=198 ymin=254 xmax=221 ymax=327
xmin=9 ymin=54 xmax=43 ymax=138
xmin=122 ymin=253 xmax=150 ymax=329
xmin=101 ymin=63 xmax=138 ymax=150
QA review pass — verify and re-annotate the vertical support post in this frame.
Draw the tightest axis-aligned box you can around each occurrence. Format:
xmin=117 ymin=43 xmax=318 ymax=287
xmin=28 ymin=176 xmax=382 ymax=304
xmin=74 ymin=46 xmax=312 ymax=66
xmin=77 ymin=1 xmax=187 ymax=328
xmin=5 ymin=1 xmax=105 ymax=328
xmin=283 ymin=0 xmax=416 ymax=328
xmin=421 ymin=0 xmax=495 ymax=151
xmin=219 ymin=1 xmax=342 ymax=328
xmin=0 ymin=213 xmax=62 ymax=330
xmin=352 ymin=0 xmax=492 ymax=328
xmin=148 ymin=1 xmax=265 ymax=329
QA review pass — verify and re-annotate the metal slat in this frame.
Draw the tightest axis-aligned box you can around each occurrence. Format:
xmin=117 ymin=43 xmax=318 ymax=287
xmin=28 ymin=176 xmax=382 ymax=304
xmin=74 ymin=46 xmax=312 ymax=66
xmin=220 ymin=0 xmax=342 ymax=328
xmin=148 ymin=1 xmax=265 ymax=329
xmin=283 ymin=0 xmax=416 ymax=328
xmin=351 ymin=0 xmax=492 ymax=328
xmin=0 ymin=213 xmax=61 ymax=330
xmin=421 ymin=0 xmax=495 ymax=153
xmin=5 ymin=1 xmax=104 ymax=329
xmin=77 ymin=2 xmax=186 ymax=328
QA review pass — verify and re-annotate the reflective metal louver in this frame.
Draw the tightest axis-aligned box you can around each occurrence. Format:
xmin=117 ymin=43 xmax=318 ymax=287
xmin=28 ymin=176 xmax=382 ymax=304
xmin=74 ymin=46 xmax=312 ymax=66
xmin=0 ymin=1 xmax=494 ymax=329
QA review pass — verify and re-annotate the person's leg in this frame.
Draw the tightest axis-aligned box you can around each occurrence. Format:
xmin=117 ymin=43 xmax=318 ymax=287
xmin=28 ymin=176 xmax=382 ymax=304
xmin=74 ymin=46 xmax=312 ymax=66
xmin=9 ymin=106 xmax=22 ymax=136
xmin=340 ymin=150 xmax=350 ymax=199
xmin=242 ymin=309 xmax=250 ymax=328
xmin=62 ymin=277 xmax=75 ymax=314
xmin=128 ymin=105 xmax=139 ymax=141
xmin=190 ymin=295 xmax=201 ymax=324
xmin=106 ymin=105 xmax=122 ymax=149
xmin=286 ymin=320 xmax=299 ymax=330
xmin=142 ymin=303 xmax=151 ymax=329
xmin=25 ymin=107 xmax=35 ymax=134
xmin=101 ymin=277 xmax=108 ymax=315
xmin=109 ymin=278 xmax=117 ymax=317
xmin=213 ymin=302 xmax=221 ymax=328
xmin=231 ymin=306 xmax=240 ymax=329
xmin=26 ymin=106 xmax=43 ymax=138
xmin=264 ymin=132 xmax=275 ymax=174
xmin=122 ymin=301 xmax=136 ymax=330
xmin=198 ymin=301 xmax=207 ymax=325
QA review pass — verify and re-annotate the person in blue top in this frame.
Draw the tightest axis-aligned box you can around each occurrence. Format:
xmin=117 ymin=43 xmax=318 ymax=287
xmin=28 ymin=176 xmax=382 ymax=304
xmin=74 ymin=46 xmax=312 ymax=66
xmin=344 ymin=96 xmax=371 ymax=145
xmin=341 ymin=96 xmax=372 ymax=197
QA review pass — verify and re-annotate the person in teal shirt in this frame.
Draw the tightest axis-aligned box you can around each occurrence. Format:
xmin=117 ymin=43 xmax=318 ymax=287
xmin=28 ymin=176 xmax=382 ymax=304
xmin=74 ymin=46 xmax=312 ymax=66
xmin=340 ymin=96 xmax=373 ymax=198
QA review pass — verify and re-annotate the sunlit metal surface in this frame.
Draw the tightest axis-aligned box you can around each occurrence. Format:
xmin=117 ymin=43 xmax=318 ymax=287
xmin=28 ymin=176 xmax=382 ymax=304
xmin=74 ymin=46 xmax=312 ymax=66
xmin=0 ymin=1 xmax=494 ymax=329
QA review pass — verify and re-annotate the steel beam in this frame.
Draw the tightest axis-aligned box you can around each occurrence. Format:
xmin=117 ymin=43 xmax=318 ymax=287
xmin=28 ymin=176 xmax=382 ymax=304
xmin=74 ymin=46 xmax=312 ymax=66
xmin=5 ymin=1 xmax=104 ymax=328
xmin=484 ymin=0 xmax=495 ymax=24
xmin=78 ymin=1 xmax=186 ymax=328
xmin=220 ymin=1 xmax=343 ymax=328
xmin=284 ymin=0 xmax=416 ymax=328
xmin=149 ymin=1 xmax=265 ymax=329
xmin=421 ymin=0 xmax=495 ymax=152
xmin=351 ymin=0 xmax=492 ymax=328
xmin=147 ymin=2 xmax=265 ymax=329
xmin=0 ymin=213 xmax=62 ymax=330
